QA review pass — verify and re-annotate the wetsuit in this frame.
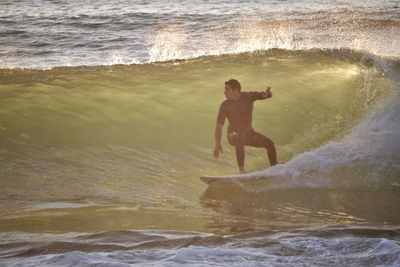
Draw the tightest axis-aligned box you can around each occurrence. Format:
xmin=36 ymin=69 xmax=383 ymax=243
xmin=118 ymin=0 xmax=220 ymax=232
xmin=216 ymin=91 xmax=277 ymax=167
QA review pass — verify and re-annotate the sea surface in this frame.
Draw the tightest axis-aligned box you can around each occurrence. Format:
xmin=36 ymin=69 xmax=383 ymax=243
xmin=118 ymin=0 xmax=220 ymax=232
xmin=1 ymin=0 xmax=400 ymax=266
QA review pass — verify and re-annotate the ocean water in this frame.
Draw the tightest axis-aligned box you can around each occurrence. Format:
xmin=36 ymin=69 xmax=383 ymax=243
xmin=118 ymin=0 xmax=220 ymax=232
xmin=1 ymin=0 xmax=400 ymax=266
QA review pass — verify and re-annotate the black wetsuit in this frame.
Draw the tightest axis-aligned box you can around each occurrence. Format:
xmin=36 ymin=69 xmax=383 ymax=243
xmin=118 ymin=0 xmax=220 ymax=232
xmin=217 ymin=91 xmax=277 ymax=167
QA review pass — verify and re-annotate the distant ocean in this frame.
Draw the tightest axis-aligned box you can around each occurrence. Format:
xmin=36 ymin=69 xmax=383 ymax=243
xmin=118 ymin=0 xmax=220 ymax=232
xmin=1 ymin=0 xmax=400 ymax=266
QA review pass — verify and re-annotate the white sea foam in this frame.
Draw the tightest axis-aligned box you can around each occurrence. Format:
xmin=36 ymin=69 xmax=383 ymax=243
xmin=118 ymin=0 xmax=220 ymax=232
xmin=257 ymin=95 xmax=400 ymax=189
xmin=2 ymin=229 xmax=399 ymax=266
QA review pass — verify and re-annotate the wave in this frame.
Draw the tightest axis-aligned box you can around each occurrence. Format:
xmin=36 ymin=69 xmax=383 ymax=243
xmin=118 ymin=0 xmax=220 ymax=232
xmin=0 ymin=49 xmax=398 ymax=204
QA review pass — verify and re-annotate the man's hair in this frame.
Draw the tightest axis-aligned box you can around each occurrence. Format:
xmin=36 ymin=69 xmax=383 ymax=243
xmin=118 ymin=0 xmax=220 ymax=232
xmin=225 ymin=79 xmax=241 ymax=92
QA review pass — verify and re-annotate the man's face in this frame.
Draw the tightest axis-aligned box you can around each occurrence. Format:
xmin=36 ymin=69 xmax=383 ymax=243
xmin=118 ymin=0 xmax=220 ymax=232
xmin=224 ymin=84 xmax=238 ymax=100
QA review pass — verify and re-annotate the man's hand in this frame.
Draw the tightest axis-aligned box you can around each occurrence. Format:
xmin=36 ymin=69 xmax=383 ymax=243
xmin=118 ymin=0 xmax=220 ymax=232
xmin=214 ymin=143 xmax=223 ymax=158
xmin=265 ymin=86 xmax=272 ymax=98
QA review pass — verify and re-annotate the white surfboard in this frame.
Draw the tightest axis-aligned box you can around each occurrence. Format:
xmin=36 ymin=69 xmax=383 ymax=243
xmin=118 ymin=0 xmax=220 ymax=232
xmin=200 ymin=170 xmax=267 ymax=184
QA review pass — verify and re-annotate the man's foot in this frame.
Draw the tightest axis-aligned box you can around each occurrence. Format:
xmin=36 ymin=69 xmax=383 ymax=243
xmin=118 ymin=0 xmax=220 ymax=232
xmin=239 ymin=166 xmax=246 ymax=174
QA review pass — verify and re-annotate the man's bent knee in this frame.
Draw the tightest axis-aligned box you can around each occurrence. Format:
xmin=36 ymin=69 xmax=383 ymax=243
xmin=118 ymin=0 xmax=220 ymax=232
xmin=228 ymin=132 xmax=240 ymax=146
xmin=263 ymin=139 xmax=275 ymax=149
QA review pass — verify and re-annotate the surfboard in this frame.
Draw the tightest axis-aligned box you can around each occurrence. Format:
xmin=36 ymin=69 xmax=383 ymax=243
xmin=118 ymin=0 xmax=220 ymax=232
xmin=200 ymin=171 xmax=267 ymax=184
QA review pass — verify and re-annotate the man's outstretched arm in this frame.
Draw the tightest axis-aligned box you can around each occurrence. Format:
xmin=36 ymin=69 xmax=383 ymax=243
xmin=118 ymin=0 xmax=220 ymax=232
xmin=214 ymin=123 xmax=223 ymax=158
xmin=251 ymin=86 xmax=273 ymax=100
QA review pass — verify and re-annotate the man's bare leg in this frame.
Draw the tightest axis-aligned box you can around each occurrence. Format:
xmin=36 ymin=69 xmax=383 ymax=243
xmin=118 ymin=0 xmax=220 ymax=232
xmin=235 ymin=144 xmax=246 ymax=174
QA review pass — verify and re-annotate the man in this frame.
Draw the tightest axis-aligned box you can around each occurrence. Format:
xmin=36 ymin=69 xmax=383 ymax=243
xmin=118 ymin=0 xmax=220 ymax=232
xmin=214 ymin=79 xmax=278 ymax=173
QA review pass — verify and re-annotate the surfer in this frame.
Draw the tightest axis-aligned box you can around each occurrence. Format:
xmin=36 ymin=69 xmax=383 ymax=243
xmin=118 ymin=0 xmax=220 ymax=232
xmin=213 ymin=79 xmax=278 ymax=173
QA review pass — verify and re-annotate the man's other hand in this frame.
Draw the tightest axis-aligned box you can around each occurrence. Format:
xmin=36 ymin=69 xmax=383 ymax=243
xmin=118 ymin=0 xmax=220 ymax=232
xmin=214 ymin=144 xmax=223 ymax=158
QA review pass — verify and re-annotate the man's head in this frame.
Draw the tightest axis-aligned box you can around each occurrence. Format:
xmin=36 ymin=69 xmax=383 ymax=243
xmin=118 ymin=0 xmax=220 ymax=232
xmin=224 ymin=79 xmax=241 ymax=100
